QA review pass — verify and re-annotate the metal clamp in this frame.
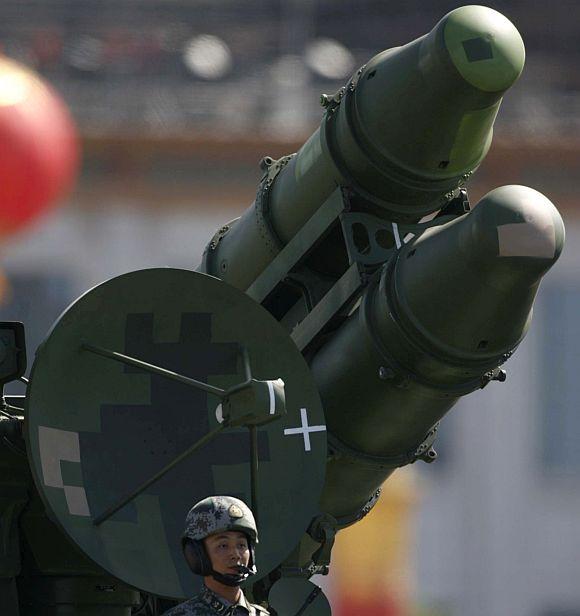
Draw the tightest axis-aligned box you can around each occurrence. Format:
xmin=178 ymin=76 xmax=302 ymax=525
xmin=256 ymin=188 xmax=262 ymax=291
xmin=332 ymin=488 xmax=382 ymax=528
xmin=201 ymin=217 xmax=239 ymax=275
xmin=208 ymin=224 xmax=233 ymax=251
xmin=320 ymin=64 xmax=366 ymax=113
xmin=412 ymin=422 xmax=440 ymax=463
xmin=328 ymin=430 xmax=419 ymax=470
xmin=307 ymin=513 xmax=337 ymax=572
xmin=254 ymin=154 xmax=295 ymax=255
xmin=259 ymin=154 xmax=294 ymax=186
xmin=480 ymin=366 xmax=507 ymax=388
xmin=320 ymin=87 xmax=346 ymax=113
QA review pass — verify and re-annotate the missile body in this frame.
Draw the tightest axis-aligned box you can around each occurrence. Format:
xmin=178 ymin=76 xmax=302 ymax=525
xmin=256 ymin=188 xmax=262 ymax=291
xmin=200 ymin=7 xmax=564 ymax=529
xmin=312 ymin=186 xmax=564 ymax=522
xmin=203 ymin=6 xmax=525 ymax=287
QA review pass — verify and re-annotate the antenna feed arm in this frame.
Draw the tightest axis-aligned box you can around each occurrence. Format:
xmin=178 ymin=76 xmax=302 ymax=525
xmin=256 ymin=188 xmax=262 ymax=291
xmin=223 ymin=378 xmax=286 ymax=428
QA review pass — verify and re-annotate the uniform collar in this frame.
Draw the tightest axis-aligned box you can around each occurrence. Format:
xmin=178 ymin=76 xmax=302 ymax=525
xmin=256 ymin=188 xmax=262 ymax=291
xmin=200 ymin=585 xmax=251 ymax=614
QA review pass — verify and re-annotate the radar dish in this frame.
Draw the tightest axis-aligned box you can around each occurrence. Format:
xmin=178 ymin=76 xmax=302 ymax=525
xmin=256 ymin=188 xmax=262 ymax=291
xmin=25 ymin=269 xmax=327 ymax=599
xmin=269 ymin=578 xmax=332 ymax=615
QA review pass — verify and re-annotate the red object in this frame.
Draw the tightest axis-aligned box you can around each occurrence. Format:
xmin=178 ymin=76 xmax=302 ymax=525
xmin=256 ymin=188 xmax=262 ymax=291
xmin=0 ymin=57 xmax=79 ymax=236
xmin=336 ymin=596 xmax=402 ymax=616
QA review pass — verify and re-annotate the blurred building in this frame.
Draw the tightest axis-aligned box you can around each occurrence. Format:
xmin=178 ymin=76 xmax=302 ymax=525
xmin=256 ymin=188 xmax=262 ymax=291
xmin=0 ymin=2 xmax=578 ymax=615
xmin=0 ymin=0 xmax=578 ymax=139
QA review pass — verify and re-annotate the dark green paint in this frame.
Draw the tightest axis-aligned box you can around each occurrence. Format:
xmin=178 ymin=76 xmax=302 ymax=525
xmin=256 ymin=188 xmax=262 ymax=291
xmin=25 ymin=269 xmax=326 ymax=599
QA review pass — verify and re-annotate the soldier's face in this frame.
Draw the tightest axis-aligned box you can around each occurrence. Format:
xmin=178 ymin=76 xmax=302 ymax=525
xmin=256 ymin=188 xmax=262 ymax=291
xmin=204 ymin=531 xmax=250 ymax=575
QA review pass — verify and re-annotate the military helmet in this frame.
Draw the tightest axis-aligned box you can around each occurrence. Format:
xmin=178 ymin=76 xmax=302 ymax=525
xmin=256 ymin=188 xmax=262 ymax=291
xmin=182 ymin=496 xmax=258 ymax=583
xmin=182 ymin=495 xmax=258 ymax=544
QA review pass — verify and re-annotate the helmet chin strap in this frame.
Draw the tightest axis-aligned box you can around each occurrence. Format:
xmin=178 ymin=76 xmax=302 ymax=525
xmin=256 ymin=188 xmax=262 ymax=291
xmin=210 ymin=564 xmax=256 ymax=587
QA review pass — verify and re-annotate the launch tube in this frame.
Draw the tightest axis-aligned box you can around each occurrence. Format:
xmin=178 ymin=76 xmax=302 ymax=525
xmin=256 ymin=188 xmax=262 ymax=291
xmin=202 ymin=6 xmax=526 ymax=289
xmin=312 ymin=186 xmax=564 ymax=522
xmin=198 ymin=6 xmax=564 ymax=528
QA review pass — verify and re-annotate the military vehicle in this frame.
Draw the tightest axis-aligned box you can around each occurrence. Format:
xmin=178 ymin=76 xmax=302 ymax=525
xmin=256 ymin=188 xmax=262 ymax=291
xmin=0 ymin=6 xmax=565 ymax=615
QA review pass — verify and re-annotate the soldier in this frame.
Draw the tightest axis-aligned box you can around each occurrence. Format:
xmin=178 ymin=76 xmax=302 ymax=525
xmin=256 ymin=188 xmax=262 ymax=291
xmin=163 ymin=496 xmax=270 ymax=616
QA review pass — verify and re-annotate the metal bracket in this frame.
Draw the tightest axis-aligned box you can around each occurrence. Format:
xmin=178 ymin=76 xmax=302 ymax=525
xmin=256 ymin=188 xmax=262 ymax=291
xmin=480 ymin=366 xmax=508 ymax=388
xmin=281 ymin=563 xmax=330 ymax=579
xmin=279 ymin=514 xmax=338 ymax=580
xmin=201 ymin=218 xmax=240 ymax=274
xmin=208 ymin=223 xmax=234 ymax=252
xmin=412 ymin=422 xmax=440 ymax=464
xmin=248 ymin=184 xmax=470 ymax=355
xmin=246 ymin=188 xmax=347 ymax=304
xmin=259 ymin=154 xmax=294 ymax=185
xmin=436 ymin=188 xmax=470 ymax=217
xmin=320 ymin=64 xmax=366 ymax=113
xmin=320 ymin=87 xmax=345 ymax=113
xmin=307 ymin=513 xmax=337 ymax=573
xmin=340 ymin=211 xmax=398 ymax=267
xmin=244 ymin=189 xmax=374 ymax=352
xmin=340 ymin=197 xmax=471 ymax=269
xmin=331 ymin=488 xmax=381 ymax=528
xmin=290 ymin=263 xmax=362 ymax=352
xmin=254 ymin=154 xmax=296 ymax=255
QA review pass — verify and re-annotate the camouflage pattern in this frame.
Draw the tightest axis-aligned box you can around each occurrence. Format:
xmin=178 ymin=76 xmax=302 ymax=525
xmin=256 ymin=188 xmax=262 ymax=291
xmin=183 ymin=496 xmax=258 ymax=543
xmin=162 ymin=586 xmax=270 ymax=616
xmin=24 ymin=268 xmax=326 ymax=599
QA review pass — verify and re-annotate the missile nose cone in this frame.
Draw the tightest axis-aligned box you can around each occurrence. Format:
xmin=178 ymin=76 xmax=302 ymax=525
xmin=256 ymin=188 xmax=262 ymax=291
xmin=470 ymin=185 xmax=565 ymax=283
xmin=442 ymin=6 xmax=525 ymax=92
xmin=386 ymin=186 xmax=564 ymax=366
xmin=337 ymin=6 xmax=526 ymax=212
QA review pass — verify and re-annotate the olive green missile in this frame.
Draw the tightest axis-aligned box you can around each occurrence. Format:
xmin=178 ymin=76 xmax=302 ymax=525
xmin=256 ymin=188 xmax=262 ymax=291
xmin=311 ymin=185 xmax=564 ymax=523
xmin=199 ymin=2 xmax=563 ymax=577
xmin=336 ymin=4 xmax=526 ymax=208
xmin=202 ymin=5 xmax=526 ymax=288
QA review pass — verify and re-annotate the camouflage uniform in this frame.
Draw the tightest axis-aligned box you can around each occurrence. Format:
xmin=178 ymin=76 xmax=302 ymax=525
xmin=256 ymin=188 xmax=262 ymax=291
xmin=162 ymin=585 xmax=269 ymax=615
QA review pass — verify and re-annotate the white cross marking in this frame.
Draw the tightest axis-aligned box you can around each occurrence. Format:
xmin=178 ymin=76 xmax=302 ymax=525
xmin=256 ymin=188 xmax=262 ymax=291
xmin=283 ymin=408 xmax=326 ymax=452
